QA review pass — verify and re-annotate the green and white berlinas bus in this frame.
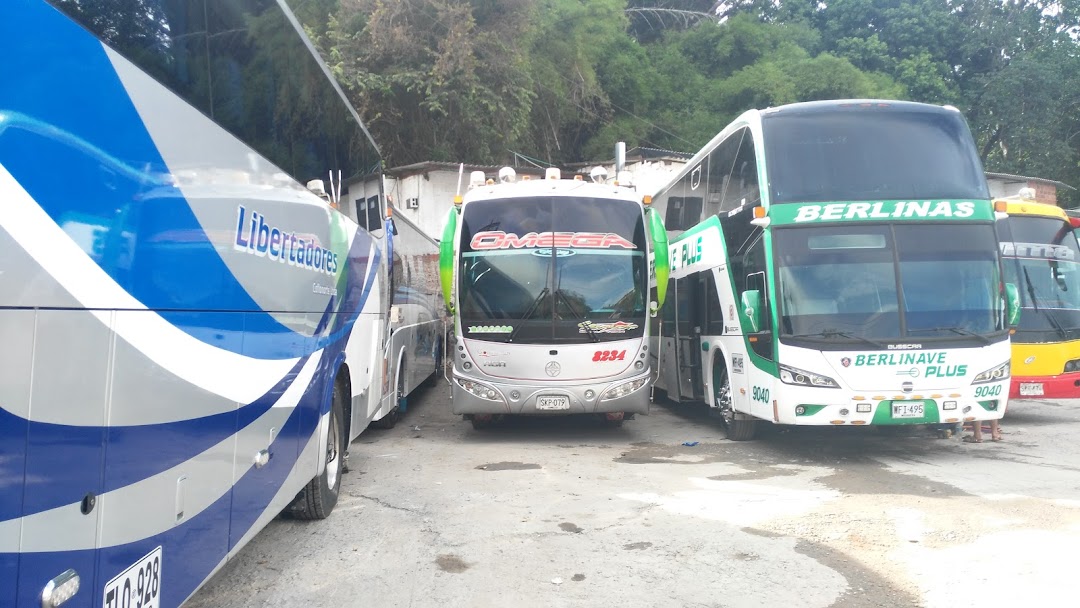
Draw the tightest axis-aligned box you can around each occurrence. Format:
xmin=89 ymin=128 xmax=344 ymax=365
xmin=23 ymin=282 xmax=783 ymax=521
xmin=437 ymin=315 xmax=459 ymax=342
xmin=650 ymin=100 xmax=1020 ymax=440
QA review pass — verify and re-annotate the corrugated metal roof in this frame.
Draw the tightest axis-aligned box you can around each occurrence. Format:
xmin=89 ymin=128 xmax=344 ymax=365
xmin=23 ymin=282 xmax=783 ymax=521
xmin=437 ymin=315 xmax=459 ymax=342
xmin=386 ymin=161 xmax=546 ymax=177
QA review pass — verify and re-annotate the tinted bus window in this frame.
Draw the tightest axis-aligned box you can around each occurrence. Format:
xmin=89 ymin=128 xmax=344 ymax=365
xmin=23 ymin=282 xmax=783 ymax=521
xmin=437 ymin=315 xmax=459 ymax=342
xmin=762 ymin=107 xmax=988 ymax=204
xmin=48 ymin=0 xmax=380 ymax=187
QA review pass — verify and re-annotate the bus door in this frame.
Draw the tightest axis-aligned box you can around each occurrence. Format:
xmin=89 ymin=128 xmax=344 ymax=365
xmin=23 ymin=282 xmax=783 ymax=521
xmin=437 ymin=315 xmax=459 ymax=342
xmin=14 ymin=310 xmax=108 ymax=604
xmin=655 ymin=278 xmax=678 ymax=396
xmin=674 ymin=275 xmax=706 ymax=401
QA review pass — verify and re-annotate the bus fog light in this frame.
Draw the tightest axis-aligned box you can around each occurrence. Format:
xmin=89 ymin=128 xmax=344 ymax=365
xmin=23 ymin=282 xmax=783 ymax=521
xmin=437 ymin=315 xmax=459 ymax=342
xmin=795 ymin=405 xmax=806 ymax=415
xmin=454 ymin=378 xmax=504 ymax=402
xmin=584 ymin=389 xmax=596 ymax=400
xmin=839 ymin=408 xmax=849 ymax=416
xmin=856 ymin=403 xmax=871 ymax=413
xmin=41 ymin=569 xmax=80 ymax=608
xmin=601 ymin=377 xmax=648 ymax=401
xmin=510 ymin=390 xmax=520 ymax=400
xmin=943 ymin=400 xmax=957 ymax=410
xmin=463 ymin=361 xmax=472 ymax=370
xmin=963 ymin=405 xmax=971 ymax=413
xmin=635 ymin=360 xmax=645 ymax=370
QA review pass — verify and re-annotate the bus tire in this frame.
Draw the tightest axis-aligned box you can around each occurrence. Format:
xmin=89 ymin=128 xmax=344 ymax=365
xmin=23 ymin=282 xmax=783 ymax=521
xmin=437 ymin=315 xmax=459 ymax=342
xmin=714 ymin=359 xmax=756 ymax=441
xmin=601 ymin=412 xmax=625 ymax=426
xmin=290 ymin=381 xmax=346 ymax=520
xmin=468 ymin=414 xmax=495 ymax=430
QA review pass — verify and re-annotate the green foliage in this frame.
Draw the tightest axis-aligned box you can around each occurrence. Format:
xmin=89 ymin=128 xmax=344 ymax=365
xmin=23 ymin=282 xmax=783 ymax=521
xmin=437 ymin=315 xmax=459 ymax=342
xmin=299 ymin=0 xmax=1080 ymax=202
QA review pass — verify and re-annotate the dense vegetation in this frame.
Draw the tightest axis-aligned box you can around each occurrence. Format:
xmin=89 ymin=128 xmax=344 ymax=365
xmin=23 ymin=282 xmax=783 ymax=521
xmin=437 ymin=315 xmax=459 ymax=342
xmin=300 ymin=1 xmax=1080 ymax=202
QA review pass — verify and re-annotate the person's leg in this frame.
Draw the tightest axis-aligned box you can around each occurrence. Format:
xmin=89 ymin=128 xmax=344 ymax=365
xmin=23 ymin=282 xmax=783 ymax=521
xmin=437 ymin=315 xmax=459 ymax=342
xmin=965 ymin=420 xmax=983 ymax=443
xmin=991 ymin=419 xmax=1002 ymax=441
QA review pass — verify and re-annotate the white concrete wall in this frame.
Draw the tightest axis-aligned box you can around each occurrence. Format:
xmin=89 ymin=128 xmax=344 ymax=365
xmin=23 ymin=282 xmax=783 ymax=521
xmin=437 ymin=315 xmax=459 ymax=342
xmin=385 ymin=172 xmax=464 ymax=241
xmin=383 ymin=159 xmax=688 ymax=241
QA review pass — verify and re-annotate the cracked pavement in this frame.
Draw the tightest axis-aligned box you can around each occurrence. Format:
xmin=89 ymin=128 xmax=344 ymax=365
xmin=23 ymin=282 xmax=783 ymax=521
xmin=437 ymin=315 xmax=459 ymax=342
xmin=186 ymin=384 xmax=1080 ymax=608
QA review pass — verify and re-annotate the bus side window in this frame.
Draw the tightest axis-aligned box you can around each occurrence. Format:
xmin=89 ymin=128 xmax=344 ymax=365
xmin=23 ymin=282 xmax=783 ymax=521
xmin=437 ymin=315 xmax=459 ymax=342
xmin=666 ymin=169 xmax=705 ymax=231
xmin=704 ymin=270 xmax=725 ymax=335
xmin=665 ymin=196 xmax=683 ymax=230
xmin=731 ymin=131 xmax=760 ymax=207
xmin=712 ymin=128 xmax=745 ymax=215
xmin=742 ymin=234 xmax=773 ymax=360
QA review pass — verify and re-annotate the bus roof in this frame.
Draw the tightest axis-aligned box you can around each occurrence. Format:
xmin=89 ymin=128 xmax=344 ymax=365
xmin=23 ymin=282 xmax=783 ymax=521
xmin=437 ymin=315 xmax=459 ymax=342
xmin=460 ymin=176 xmax=647 ymax=206
xmin=760 ymin=99 xmax=960 ymax=117
xmin=997 ymin=197 xmax=1070 ymax=221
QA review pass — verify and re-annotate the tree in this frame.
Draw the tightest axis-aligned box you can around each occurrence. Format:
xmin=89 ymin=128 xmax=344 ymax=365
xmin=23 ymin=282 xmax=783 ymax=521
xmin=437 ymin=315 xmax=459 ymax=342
xmin=325 ymin=0 xmax=535 ymax=166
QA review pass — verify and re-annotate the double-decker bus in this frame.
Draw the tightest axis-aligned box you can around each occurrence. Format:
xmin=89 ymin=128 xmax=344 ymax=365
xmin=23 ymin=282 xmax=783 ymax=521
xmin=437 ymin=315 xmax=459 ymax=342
xmin=0 ymin=1 xmax=443 ymax=607
xmin=439 ymin=167 xmax=669 ymax=428
xmin=996 ymin=195 xmax=1080 ymax=398
xmin=650 ymin=100 xmax=1020 ymax=440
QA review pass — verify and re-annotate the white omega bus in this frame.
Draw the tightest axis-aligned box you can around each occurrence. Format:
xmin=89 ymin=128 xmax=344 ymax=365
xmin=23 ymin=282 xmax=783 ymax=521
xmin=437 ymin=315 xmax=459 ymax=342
xmin=0 ymin=1 xmax=443 ymax=606
xmin=439 ymin=167 xmax=670 ymax=428
xmin=650 ymin=100 xmax=1020 ymax=440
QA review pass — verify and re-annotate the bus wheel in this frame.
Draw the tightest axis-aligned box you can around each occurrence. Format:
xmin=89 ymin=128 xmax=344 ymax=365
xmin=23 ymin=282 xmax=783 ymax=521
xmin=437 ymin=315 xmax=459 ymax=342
xmin=602 ymin=412 xmax=625 ymax=426
xmin=469 ymin=414 xmax=495 ymax=430
xmin=290 ymin=381 xmax=346 ymax=520
xmin=715 ymin=362 xmax=755 ymax=441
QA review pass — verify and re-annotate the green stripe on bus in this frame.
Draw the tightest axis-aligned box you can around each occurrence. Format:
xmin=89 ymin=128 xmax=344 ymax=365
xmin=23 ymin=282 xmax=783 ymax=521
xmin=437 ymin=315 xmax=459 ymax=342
xmin=768 ymin=200 xmax=994 ymax=225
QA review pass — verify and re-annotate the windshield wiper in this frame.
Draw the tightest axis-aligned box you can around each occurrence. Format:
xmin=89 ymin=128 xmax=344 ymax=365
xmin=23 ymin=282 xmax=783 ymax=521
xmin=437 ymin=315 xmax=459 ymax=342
xmin=556 ymin=289 xmax=599 ymax=342
xmin=788 ymin=330 xmax=885 ymax=348
xmin=506 ymin=287 xmax=549 ymax=343
xmin=1022 ymin=267 xmax=1069 ymax=340
xmin=907 ymin=326 xmax=992 ymax=345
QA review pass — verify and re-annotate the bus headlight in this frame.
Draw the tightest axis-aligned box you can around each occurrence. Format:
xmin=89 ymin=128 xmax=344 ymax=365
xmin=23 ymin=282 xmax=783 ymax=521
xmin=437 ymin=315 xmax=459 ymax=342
xmin=601 ymin=377 xmax=649 ymax=401
xmin=779 ymin=364 xmax=839 ymax=388
xmin=454 ymin=378 xmax=505 ymax=402
xmin=971 ymin=361 xmax=1010 ymax=384
xmin=1064 ymin=359 xmax=1080 ymax=373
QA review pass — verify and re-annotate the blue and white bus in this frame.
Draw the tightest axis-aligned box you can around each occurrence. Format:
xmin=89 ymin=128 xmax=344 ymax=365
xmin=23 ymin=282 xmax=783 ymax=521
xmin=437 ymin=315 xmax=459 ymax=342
xmin=0 ymin=1 xmax=444 ymax=607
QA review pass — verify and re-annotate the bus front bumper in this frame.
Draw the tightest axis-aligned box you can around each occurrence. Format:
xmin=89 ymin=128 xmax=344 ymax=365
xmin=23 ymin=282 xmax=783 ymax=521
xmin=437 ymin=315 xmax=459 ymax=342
xmin=1010 ymin=373 xmax=1080 ymax=399
xmin=450 ymin=371 xmax=652 ymax=415
xmin=777 ymin=384 xmax=1010 ymax=426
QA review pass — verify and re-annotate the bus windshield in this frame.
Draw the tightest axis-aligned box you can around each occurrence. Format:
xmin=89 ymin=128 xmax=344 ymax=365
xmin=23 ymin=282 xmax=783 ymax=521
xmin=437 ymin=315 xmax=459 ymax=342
xmin=763 ymin=107 xmax=989 ymax=204
xmin=999 ymin=214 xmax=1080 ymax=341
xmin=775 ymin=224 xmax=1004 ymax=343
xmin=458 ymin=196 xmax=647 ymax=343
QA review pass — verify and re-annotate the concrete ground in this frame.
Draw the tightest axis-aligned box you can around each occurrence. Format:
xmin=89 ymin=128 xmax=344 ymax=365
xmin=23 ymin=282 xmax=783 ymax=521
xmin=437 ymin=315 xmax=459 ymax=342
xmin=186 ymin=382 xmax=1079 ymax=608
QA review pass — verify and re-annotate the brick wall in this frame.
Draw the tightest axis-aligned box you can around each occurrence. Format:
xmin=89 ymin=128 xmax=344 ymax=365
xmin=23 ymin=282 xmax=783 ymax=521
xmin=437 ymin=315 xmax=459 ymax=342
xmin=1030 ymin=181 xmax=1058 ymax=205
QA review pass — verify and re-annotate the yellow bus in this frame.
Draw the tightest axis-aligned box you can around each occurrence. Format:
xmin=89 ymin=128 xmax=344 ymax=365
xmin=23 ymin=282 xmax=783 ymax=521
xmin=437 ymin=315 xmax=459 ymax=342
xmin=997 ymin=196 xmax=1080 ymax=398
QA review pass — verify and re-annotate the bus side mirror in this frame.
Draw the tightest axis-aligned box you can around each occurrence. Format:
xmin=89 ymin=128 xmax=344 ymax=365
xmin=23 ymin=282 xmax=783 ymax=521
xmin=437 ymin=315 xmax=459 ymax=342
xmin=741 ymin=290 xmax=762 ymax=333
xmin=439 ymin=208 xmax=458 ymax=310
xmin=647 ymin=208 xmax=669 ymax=307
xmin=1005 ymin=282 xmax=1021 ymax=327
